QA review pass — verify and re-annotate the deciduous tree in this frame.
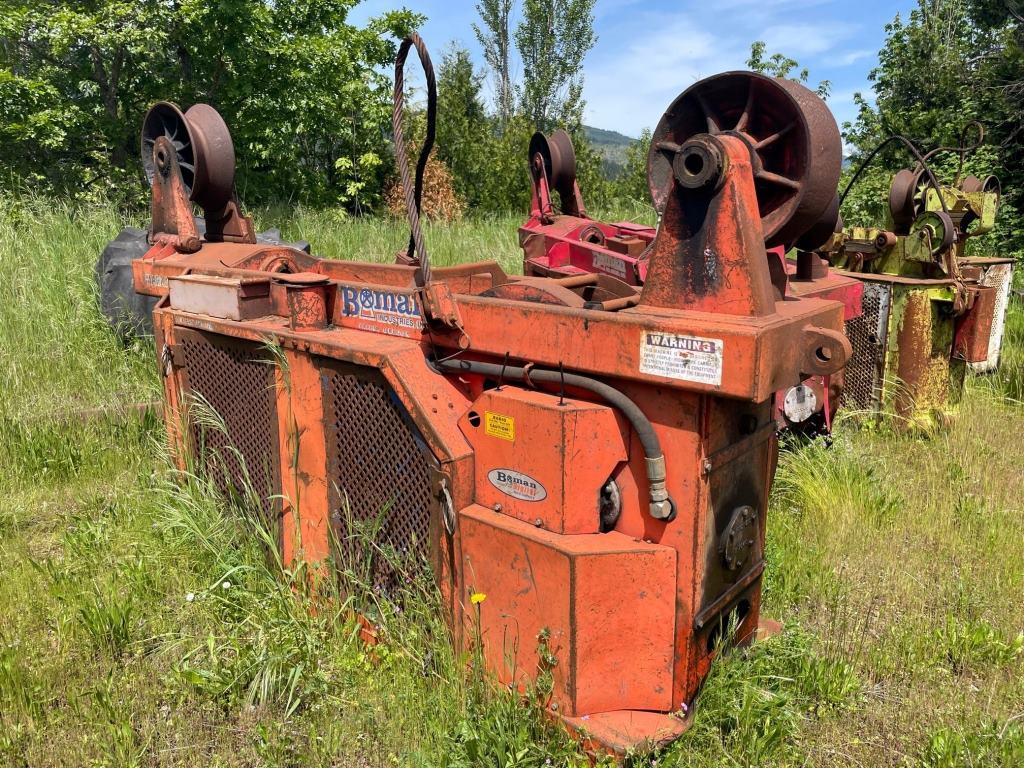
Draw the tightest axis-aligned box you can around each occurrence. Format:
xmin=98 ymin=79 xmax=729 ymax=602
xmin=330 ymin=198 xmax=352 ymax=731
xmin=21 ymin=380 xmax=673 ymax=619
xmin=473 ymin=0 xmax=516 ymax=127
xmin=515 ymin=0 xmax=595 ymax=132
xmin=0 ymin=0 xmax=420 ymax=207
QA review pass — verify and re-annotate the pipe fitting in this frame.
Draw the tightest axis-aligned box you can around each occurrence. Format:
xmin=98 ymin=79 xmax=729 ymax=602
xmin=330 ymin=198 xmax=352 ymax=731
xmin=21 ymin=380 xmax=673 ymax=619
xmin=645 ymin=455 xmax=675 ymax=521
xmin=438 ymin=358 xmax=677 ymax=525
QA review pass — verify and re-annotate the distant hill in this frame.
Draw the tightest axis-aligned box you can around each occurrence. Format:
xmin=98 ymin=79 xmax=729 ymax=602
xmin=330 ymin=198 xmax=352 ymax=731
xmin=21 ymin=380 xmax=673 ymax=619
xmin=584 ymin=125 xmax=637 ymax=179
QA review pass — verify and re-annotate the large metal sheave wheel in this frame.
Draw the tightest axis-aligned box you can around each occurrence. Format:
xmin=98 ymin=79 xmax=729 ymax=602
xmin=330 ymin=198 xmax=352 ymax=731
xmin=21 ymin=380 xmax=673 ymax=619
xmin=141 ymin=101 xmax=237 ymax=213
xmin=529 ymin=129 xmax=578 ymax=198
xmin=648 ymin=72 xmax=842 ymax=248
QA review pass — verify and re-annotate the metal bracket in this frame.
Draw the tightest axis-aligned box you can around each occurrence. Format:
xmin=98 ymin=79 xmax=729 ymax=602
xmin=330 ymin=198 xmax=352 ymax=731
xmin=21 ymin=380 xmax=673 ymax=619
xmin=694 ymin=559 xmax=765 ymax=630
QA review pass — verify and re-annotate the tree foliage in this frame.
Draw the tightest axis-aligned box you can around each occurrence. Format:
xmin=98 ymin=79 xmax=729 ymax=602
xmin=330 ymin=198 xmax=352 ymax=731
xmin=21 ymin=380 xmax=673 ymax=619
xmin=472 ymin=0 xmax=515 ymax=127
xmin=0 ymin=0 xmax=420 ymax=207
xmin=842 ymin=0 xmax=1024 ymax=257
xmin=747 ymin=41 xmax=831 ymax=98
xmin=515 ymin=0 xmax=596 ymax=132
xmin=435 ymin=45 xmax=497 ymax=210
xmin=427 ymin=1 xmax=605 ymax=215
xmin=615 ymin=128 xmax=652 ymax=205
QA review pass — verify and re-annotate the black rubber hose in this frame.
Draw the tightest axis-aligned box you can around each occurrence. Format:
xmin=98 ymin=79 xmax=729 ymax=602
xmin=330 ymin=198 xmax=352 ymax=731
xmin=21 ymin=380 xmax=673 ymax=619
xmin=438 ymin=358 xmax=675 ymax=521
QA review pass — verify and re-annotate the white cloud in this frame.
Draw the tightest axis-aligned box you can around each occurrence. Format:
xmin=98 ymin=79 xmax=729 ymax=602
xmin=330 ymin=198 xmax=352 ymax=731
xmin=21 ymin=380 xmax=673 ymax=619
xmin=760 ymin=23 xmax=856 ymax=57
xmin=837 ymin=49 xmax=874 ymax=66
xmin=583 ymin=14 xmax=750 ymax=135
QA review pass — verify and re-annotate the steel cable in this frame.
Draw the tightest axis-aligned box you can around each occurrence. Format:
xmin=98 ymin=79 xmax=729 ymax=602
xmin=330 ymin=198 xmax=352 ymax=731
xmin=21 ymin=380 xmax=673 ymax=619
xmin=392 ymin=32 xmax=437 ymax=287
xmin=838 ymin=134 xmax=950 ymax=217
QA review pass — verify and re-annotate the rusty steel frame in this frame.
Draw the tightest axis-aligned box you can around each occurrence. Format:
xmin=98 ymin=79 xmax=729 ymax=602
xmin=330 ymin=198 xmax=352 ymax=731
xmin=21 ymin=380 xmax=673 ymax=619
xmin=131 ymin=66 xmax=852 ymax=756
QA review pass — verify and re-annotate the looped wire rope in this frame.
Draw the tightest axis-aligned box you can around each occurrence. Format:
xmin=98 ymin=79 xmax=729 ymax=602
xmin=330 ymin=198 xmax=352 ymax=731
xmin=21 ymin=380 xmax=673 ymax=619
xmin=838 ymin=134 xmax=949 ymax=217
xmin=920 ymin=121 xmax=985 ymax=185
xmin=392 ymin=32 xmax=437 ymax=287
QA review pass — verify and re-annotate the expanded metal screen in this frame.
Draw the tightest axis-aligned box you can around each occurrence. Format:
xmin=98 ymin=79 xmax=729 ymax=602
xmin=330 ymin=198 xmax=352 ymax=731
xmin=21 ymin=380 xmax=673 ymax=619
xmin=841 ymin=281 xmax=891 ymax=413
xmin=321 ymin=361 xmax=436 ymax=591
xmin=178 ymin=329 xmax=281 ymax=522
xmin=970 ymin=263 xmax=1014 ymax=374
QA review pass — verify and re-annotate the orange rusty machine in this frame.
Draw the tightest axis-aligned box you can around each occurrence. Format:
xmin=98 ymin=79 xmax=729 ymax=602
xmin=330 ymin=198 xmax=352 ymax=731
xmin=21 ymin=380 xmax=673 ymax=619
xmin=125 ymin=36 xmax=850 ymax=755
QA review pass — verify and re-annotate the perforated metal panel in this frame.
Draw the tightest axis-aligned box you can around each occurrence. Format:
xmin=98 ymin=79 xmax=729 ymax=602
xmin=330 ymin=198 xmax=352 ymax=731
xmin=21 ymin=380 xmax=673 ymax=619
xmin=969 ymin=263 xmax=1014 ymax=374
xmin=321 ymin=360 xmax=437 ymax=591
xmin=841 ymin=281 xmax=891 ymax=413
xmin=177 ymin=329 xmax=281 ymax=521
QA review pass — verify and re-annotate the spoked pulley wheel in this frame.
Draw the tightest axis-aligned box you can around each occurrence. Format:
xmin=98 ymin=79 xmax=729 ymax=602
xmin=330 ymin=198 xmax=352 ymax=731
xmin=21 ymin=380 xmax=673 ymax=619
xmin=959 ymin=174 xmax=1000 ymax=197
xmin=648 ymin=71 xmax=841 ymax=248
xmin=141 ymin=101 xmax=236 ymax=212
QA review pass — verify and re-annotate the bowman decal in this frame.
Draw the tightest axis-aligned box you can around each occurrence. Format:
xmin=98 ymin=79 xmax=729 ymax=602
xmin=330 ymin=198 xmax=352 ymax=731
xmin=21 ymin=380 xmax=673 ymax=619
xmin=487 ymin=468 xmax=547 ymax=502
xmin=338 ymin=285 xmax=424 ymax=337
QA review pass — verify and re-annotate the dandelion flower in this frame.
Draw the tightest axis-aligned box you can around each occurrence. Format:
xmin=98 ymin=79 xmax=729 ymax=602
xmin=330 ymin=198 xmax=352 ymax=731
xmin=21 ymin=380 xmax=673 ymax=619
xmin=470 ymin=592 xmax=487 ymax=605
xmin=221 ymin=581 xmax=231 ymax=590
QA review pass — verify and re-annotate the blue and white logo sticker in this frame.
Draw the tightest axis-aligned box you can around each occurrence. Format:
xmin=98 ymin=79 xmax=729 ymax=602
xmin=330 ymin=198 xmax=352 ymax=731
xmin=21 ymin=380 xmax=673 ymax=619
xmin=338 ymin=285 xmax=424 ymax=335
xmin=487 ymin=468 xmax=547 ymax=502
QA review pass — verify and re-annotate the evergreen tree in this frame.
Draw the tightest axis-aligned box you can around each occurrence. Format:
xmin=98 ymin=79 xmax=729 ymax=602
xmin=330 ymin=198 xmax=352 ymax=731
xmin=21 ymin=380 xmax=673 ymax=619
xmin=436 ymin=45 xmax=493 ymax=208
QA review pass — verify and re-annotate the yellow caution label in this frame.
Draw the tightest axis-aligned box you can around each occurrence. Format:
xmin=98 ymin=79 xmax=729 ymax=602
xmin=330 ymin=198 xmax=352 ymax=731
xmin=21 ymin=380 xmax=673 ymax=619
xmin=484 ymin=411 xmax=515 ymax=441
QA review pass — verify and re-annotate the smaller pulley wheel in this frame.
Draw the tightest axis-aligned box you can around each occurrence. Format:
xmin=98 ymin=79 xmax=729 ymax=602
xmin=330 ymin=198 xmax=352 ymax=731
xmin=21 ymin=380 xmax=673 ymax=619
xmin=959 ymin=174 xmax=998 ymax=195
xmin=141 ymin=101 xmax=236 ymax=212
xmin=142 ymin=102 xmax=194 ymax=193
xmin=888 ymin=168 xmax=920 ymax=234
xmin=960 ymin=174 xmax=983 ymax=193
xmin=648 ymin=71 xmax=841 ymax=248
xmin=911 ymin=210 xmax=955 ymax=255
xmin=959 ymin=173 xmax=1001 ymax=203
xmin=529 ymin=129 xmax=578 ymax=196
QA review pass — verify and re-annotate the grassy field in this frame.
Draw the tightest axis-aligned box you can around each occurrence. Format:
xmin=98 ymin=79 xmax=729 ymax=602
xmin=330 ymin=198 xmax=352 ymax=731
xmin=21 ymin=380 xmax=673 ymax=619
xmin=1 ymin=196 xmax=1022 ymax=767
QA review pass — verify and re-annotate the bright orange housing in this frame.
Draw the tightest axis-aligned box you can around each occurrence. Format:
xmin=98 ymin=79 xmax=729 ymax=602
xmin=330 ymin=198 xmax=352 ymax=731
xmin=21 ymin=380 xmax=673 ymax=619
xmin=127 ymin=42 xmax=851 ymax=757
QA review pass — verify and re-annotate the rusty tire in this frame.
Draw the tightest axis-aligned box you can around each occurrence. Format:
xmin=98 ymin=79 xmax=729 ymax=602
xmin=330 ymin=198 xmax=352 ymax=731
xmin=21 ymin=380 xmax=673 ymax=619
xmin=95 ymin=224 xmax=307 ymax=342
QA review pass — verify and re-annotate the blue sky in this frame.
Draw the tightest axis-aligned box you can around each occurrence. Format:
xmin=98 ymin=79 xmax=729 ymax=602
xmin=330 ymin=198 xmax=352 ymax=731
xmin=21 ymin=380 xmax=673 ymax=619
xmin=350 ymin=0 xmax=917 ymax=138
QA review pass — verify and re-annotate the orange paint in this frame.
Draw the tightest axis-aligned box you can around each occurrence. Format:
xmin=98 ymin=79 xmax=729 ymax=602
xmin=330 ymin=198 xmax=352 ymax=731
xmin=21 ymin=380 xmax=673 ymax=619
xmin=139 ymin=105 xmax=852 ymax=758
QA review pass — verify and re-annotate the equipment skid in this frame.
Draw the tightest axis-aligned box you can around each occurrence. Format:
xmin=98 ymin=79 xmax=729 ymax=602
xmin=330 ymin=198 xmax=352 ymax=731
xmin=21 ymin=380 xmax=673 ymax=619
xmin=128 ymin=36 xmax=851 ymax=757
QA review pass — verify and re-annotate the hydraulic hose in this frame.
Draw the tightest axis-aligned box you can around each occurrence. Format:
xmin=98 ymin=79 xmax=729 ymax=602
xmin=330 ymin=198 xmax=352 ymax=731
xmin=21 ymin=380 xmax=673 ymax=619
xmin=438 ymin=358 xmax=675 ymax=521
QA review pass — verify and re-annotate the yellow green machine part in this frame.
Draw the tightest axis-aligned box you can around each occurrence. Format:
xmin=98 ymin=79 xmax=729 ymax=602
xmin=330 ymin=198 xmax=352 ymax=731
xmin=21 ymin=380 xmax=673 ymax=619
xmin=821 ymin=160 xmax=1005 ymax=428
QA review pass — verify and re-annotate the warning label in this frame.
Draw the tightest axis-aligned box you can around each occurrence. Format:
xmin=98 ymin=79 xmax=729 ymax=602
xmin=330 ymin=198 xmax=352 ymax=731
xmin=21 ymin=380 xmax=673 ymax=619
xmin=484 ymin=411 xmax=515 ymax=441
xmin=639 ymin=332 xmax=724 ymax=386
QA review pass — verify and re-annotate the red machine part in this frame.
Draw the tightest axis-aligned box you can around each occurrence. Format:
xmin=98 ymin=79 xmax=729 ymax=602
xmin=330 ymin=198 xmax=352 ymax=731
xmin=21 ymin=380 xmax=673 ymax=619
xmin=522 ymin=130 xmax=656 ymax=285
xmin=130 ymin=37 xmax=851 ymax=757
xmin=521 ymin=74 xmax=859 ymax=435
